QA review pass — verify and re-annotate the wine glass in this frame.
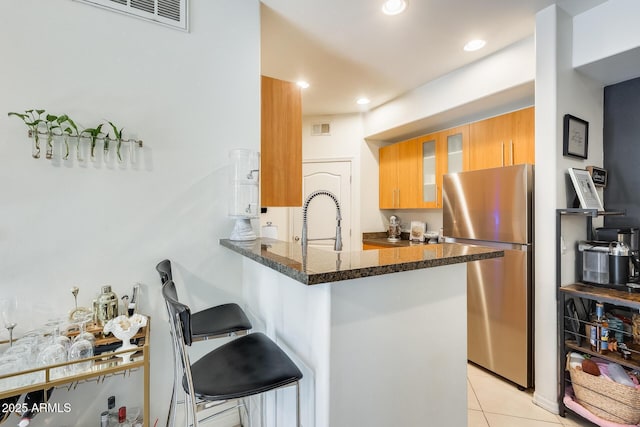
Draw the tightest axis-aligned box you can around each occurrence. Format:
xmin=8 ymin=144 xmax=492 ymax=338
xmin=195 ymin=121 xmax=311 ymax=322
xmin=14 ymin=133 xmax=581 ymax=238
xmin=68 ymin=312 xmax=94 ymax=374
xmin=73 ymin=312 xmax=96 ymax=346
xmin=36 ymin=340 xmax=67 ymax=380
xmin=0 ymin=296 xmax=18 ymax=347
xmin=126 ymin=406 xmax=142 ymax=425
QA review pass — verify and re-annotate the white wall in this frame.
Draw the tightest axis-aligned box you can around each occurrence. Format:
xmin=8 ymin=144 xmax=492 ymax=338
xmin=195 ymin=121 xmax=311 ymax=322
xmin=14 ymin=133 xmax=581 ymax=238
xmin=534 ymin=4 xmax=605 ymax=414
xmin=0 ymin=0 xmax=259 ymax=424
xmin=358 ymin=37 xmax=539 ymax=239
xmin=262 ymin=114 xmax=368 ymax=247
xmin=303 ymin=115 xmax=363 ymax=248
xmin=573 ymin=0 xmax=640 ymax=69
xmin=363 ymin=36 xmax=535 ymax=140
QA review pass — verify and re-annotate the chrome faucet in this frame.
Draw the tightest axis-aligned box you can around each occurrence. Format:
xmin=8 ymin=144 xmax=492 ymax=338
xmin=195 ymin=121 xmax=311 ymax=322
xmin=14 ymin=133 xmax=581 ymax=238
xmin=301 ymin=190 xmax=343 ymax=251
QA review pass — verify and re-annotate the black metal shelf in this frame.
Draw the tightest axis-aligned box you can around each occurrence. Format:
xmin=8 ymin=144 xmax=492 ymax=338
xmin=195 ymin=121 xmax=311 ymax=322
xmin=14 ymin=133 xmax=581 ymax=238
xmin=556 ymin=208 xmax=639 ymax=424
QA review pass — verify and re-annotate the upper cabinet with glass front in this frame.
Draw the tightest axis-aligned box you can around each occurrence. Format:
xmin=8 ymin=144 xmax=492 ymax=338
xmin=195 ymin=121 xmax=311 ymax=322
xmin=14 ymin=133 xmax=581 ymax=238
xmin=379 ymin=125 xmax=468 ymax=209
xmin=378 ymin=107 xmax=534 ymax=210
xmin=417 ymin=125 xmax=468 ymax=208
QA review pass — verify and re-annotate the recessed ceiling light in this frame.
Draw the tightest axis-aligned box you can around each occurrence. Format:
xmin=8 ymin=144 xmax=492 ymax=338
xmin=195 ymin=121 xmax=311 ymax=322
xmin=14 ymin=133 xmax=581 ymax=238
xmin=297 ymin=81 xmax=310 ymax=89
xmin=464 ymin=39 xmax=486 ymax=52
xmin=356 ymin=97 xmax=371 ymax=105
xmin=382 ymin=0 xmax=407 ymax=16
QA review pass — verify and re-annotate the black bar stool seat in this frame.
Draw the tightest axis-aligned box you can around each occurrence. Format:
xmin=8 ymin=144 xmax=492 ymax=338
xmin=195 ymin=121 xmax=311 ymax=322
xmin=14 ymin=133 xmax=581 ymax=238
xmin=187 ymin=332 xmax=303 ymax=401
xmin=162 ymin=279 xmax=303 ymax=426
xmin=190 ymin=302 xmax=251 ymax=340
xmin=156 ymin=259 xmax=252 ymax=339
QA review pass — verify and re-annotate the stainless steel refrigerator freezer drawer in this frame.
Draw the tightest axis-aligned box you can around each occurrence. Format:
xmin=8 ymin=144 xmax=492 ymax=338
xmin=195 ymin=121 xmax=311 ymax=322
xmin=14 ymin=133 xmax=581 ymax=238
xmin=467 ymin=246 xmax=532 ymax=388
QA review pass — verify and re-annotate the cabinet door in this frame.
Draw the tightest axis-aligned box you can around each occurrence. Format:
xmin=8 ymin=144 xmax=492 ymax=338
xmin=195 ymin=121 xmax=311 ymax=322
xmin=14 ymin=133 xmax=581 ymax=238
xmin=443 ymin=125 xmax=468 ymax=174
xmin=397 ymin=138 xmax=421 ymax=208
xmin=260 ymin=76 xmax=302 ymax=207
xmin=468 ymin=115 xmax=510 ymax=170
xmin=379 ymin=143 xmax=399 ymax=209
xmin=509 ymin=106 xmax=535 ymax=165
xmin=417 ymin=134 xmax=439 ymax=208
xmin=417 ymin=126 xmax=468 ymax=208
xmin=468 ymin=108 xmax=534 ymax=170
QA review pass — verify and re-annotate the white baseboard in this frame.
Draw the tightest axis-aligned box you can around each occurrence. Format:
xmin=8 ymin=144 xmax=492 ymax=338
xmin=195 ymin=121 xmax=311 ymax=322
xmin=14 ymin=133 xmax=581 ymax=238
xmin=532 ymin=391 xmax=560 ymax=415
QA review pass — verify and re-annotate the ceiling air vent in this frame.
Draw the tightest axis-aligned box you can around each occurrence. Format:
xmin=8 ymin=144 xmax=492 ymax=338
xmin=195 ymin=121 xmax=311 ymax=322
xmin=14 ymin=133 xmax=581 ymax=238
xmin=74 ymin=0 xmax=188 ymax=31
xmin=311 ymin=122 xmax=331 ymax=136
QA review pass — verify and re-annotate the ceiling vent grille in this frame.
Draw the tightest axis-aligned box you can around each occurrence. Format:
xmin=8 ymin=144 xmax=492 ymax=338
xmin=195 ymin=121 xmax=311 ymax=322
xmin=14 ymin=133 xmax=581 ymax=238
xmin=311 ymin=123 xmax=331 ymax=136
xmin=74 ymin=0 xmax=188 ymax=31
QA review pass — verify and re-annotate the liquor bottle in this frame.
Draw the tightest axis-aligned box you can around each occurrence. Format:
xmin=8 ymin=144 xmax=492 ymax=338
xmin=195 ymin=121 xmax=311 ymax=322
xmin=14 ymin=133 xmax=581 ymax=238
xmin=0 ymin=394 xmax=20 ymax=424
xmin=17 ymin=388 xmax=53 ymax=427
xmin=600 ymin=313 xmax=610 ymax=354
xmin=107 ymin=396 xmax=118 ymax=427
xmin=590 ymin=303 xmax=605 ymax=352
xmin=128 ymin=284 xmax=140 ymax=316
xmin=117 ymin=406 xmax=131 ymax=427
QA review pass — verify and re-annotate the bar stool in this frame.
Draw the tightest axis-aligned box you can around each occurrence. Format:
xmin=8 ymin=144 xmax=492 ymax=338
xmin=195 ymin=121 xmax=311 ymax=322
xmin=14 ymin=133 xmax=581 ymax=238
xmin=162 ymin=280 xmax=303 ymax=427
xmin=156 ymin=259 xmax=252 ymax=426
xmin=155 ymin=259 xmax=252 ymax=340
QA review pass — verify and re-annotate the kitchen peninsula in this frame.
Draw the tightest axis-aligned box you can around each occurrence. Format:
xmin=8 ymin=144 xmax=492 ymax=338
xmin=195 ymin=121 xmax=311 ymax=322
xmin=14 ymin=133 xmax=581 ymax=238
xmin=220 ymin=238 xmax=502 ymax=427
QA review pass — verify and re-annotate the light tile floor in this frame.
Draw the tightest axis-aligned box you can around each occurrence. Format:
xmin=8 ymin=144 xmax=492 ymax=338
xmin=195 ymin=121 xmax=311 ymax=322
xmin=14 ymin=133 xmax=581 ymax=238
xmin=467 ymin=363 xmax=592 ymax=427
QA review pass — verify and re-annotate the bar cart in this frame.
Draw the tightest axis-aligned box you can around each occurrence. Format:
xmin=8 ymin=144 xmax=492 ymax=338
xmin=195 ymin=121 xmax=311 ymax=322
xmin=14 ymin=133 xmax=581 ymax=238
xmin=0 ymin=319 xmax=150 ymax=426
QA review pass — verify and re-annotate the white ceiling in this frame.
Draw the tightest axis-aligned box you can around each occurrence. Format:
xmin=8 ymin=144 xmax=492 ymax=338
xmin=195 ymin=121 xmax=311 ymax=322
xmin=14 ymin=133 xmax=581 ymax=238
xmin=261 ymin=0 xmax=607 ymax=116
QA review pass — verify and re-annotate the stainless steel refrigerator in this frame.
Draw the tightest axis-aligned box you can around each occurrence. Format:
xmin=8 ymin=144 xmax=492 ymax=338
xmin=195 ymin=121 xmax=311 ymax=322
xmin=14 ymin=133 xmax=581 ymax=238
xmin=443 ymin=164 xmax=533 ymax=389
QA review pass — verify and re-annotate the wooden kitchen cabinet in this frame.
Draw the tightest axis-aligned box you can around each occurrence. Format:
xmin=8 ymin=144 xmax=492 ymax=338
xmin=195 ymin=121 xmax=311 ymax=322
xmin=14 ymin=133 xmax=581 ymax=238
xmin=418 ymin=125 xmax=468 ymax=208
xmin=261 ymin=75 xmax=302 ymax=207
xmin=379 ymin=125 xmax=467 ymax=209
xmin=467 ymin=106 xmax=534 ymax=170
xmin=379 ymin=138 xmax=420 ymax=208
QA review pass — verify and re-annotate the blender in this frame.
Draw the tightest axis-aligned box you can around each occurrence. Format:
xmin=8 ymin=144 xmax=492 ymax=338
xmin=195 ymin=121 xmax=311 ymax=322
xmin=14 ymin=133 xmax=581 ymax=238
xmin=387 ymin=215 xmax=401 ymax=242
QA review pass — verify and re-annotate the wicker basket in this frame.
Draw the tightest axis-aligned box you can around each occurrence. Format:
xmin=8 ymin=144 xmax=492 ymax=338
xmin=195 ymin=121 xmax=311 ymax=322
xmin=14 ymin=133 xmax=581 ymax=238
xmin=568 ymin=363 xmax=640 ymax=424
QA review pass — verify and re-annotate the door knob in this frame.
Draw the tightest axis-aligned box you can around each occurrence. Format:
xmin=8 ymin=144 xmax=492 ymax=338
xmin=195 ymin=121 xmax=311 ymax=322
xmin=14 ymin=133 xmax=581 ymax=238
xmin=294 ymin=236 xmax=300 ymax=242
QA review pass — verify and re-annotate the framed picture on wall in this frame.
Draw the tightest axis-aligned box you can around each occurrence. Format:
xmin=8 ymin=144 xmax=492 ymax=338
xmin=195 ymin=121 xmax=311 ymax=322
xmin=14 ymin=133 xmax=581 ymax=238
xmin=568 ymin=168 xmax=603 ymax=211
xmin=563 ymin=114 xmax=589 ymax=159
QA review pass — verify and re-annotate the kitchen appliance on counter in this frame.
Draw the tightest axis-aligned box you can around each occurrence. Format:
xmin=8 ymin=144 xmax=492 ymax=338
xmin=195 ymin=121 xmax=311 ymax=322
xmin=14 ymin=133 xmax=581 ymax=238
xmin=596 ymin=227 xmax=640 ymax=282
xmin=443 ymin=164 xmax=533 ymax=389
xmin=578 ymin=239 xmax=632 ymax=287
xmin=387 ymin=215 xmax=401 ymax=242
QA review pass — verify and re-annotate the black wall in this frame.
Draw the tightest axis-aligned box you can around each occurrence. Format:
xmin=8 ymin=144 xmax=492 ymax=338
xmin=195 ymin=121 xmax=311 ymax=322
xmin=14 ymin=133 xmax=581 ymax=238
xmin=603 ymin=76 xmax=640 ymax=228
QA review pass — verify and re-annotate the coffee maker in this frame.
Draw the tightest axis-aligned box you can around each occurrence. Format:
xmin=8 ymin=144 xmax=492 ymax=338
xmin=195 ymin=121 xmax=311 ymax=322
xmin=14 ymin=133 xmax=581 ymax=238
xmin=596 ymin=227 xmax=640 ymax=282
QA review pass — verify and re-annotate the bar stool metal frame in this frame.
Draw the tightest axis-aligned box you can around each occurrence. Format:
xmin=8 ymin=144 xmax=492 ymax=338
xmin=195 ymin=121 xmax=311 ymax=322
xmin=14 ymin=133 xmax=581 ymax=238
xmin=162 ymin=280 xmax=303 ymax=427
xmin=156 ymin=259 xmax=253 ymax=426
xmin=155 ymin=259 xmax=253 ymax=341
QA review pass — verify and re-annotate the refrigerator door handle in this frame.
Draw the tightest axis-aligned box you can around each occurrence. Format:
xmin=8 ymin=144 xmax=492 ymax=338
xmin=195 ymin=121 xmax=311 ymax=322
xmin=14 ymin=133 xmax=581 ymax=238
xmin=444 ymin=237 xmax=530 ymax=251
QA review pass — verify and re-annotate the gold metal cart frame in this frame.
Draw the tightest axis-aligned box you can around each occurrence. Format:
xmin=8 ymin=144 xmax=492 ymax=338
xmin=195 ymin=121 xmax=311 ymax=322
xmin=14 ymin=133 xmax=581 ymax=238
xmin=0 ymin=320 xmax=150 ymax=427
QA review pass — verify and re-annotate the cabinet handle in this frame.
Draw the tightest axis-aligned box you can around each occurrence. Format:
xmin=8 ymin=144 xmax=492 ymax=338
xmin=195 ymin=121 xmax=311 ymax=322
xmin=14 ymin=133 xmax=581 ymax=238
xmin=501 ymin=142 xmax=505 ymax=167
xmin=510 ymin=140 xmax=514 ymax=165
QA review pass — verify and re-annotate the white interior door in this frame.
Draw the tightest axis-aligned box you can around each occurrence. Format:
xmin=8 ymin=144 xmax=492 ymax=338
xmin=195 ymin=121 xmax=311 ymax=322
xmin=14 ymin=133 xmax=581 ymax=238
xmin=291 ymin=161 xmax=352 ymax=252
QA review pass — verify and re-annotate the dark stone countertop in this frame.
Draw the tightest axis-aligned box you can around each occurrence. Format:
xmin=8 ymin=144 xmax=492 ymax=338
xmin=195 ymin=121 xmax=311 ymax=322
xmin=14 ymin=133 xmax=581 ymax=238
xmin=220 ymin=238 xmax=503 ymax=286
xmin=362 ymin=231 xmax=437 ymax=248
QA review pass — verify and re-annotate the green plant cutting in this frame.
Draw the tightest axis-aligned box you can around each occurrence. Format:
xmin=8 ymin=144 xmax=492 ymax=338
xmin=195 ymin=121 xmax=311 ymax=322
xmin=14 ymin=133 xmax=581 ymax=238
xmin=43 ymin=114 xmax=60 ymax=159
xmin=108 ymin=120 xmax=125 ymax=162
xmin=80 ymin=124 xmax=104 ymax=160
xmin=7 ymin=109 xmax=45 ymax=158
xmin=56 ymin=114 xmax=79 ymax=160
xmin=8 ymin=109 xmax=129 ymax=163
